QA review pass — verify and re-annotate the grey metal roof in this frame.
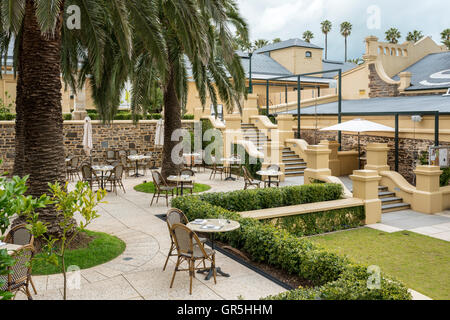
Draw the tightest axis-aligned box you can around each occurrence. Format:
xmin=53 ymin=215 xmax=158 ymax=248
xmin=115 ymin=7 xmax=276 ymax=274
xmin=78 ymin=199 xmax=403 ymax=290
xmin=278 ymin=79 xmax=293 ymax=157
xmin=279 ymin=95 xmax=450 ymax=115
xmin=393 ymin=52 xmax=450 ymax=91
xmin=255 ymin=38 xmax=322 ymax=54
xmin=239 ymin=51 xmax=292 ymax=76
xmin=322 ymin=59 xmax=357 ymax=74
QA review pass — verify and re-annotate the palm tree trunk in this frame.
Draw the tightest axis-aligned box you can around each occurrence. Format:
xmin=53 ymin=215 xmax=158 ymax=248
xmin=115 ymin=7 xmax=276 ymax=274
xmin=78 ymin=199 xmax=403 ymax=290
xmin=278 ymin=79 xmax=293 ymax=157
xmin=325 ymin=34 xmax=328 ymax=60
xmin=13 ymin=32 xmax=25 ymax=177
xmin=161 ymin=66 xmax=183 ymax=179
xmin=345 ymin=37 xmax=348 ymax=62
xmin=14 ymin=0 xmax=66 ymax=236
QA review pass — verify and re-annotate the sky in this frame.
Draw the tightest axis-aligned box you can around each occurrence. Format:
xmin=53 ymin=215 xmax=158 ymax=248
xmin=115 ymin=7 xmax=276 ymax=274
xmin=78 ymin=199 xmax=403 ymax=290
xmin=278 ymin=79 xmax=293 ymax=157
xmin=235 ymin=0 xmax=449 ymax=62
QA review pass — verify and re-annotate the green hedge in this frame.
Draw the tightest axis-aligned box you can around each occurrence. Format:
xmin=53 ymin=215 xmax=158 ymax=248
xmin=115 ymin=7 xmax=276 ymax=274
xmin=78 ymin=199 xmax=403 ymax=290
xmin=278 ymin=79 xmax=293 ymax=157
xmin=171 ymin=190 xmax=411 ymax=300
xmin=0 ymin=113 xmax=15 ymax=120
xmin=268 ymin=206 xmax=365 ymax=237
xmin=197 ymin=183 xmax=344 ymax=212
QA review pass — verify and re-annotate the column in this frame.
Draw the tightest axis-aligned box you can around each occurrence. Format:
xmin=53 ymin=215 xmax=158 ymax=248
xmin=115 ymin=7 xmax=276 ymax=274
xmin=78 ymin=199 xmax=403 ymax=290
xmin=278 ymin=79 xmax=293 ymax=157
xmin=350 ymin=170 xmax=382 ymax=225
xmin=320 ymin=140 xmax=340 ymax=176
xmin=304 ymin=145 xmax=332 ymax=185
xmin=413 ymin=166 xmax=443 ymax=214
xmin=365 ymin=143 xmax=390 ymax=173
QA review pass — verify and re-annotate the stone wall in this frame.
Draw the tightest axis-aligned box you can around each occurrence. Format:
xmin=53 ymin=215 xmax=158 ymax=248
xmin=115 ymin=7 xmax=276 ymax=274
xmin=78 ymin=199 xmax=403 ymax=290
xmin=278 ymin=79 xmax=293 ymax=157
xmin=368 ymin=64 xmax=399 ymax=98
xmin=0 ymin=120 xmax=194 ymax=174
xmin=299 ymin=128 xmax=450 ymax=184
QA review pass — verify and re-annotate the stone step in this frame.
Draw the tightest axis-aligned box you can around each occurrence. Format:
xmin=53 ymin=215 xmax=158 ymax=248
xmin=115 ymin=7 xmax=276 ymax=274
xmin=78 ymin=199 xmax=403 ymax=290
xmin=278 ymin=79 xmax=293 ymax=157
xmin=381 ymin=197 xmax=403 ymax=205
xmin=285 ymin=171 xmax=305 ymax=176
xmin=284 ymin=162 xmax=307 ymax=167
xmin=382 ymin=203 xmax=411 ymax=213
xmin=282 ymin=151 xmax=295 ymax=155
xmin=285 ymin=166 xmax=307 ymax=171
xmin=379 ymin=186 xmax=389 ymax=192
xmin=283 ymin=156 xmax=302 ymax=161
xmin=378 ymin=191 xmax=396 ymax=199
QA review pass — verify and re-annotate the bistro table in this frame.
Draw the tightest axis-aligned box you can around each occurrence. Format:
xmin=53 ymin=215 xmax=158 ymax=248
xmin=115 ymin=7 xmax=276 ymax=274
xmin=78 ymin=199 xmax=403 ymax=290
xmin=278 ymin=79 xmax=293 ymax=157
xmin=257 ymin=169 xmax=283 ymax=188
xmin=128 ymin=155 xmax=151 ymax=178
xmin=92 ymin=165 xmax=114 ymax=190
xmin=167 ymin=175 xmax=196 ymax=196
xmin=221 ymin=157 xmax=242 ymax=181
xmin=183 ymin=153 xmax=201 ymax=170
xmin=186 ymin=219 xmax=240 ymax=281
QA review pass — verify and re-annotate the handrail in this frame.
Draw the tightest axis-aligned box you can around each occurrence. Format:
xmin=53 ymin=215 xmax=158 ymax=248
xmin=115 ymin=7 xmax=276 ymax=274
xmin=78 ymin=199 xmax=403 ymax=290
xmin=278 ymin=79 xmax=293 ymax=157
xmin=379 ymin=170 xmax=415 ymax=195
xmin=236 ymin=140 xmax=265 ymax=160
xmin=285 ymin=139 xmax=309 ymax=161
xmin=249 ymin=115 xmax=278 ymax=129
xmin=207 ymin=116 xmax=226 ymax=130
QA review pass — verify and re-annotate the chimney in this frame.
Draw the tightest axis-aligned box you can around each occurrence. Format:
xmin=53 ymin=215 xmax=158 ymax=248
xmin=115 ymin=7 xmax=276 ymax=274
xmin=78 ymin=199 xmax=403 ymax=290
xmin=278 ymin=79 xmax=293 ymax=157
xmin=399 ymin=72 xmax=412 ymax=91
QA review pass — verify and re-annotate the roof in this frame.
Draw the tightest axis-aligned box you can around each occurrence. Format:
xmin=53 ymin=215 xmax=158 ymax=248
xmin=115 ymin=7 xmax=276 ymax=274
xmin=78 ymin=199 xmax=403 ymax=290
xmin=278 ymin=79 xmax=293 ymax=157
xmin=238 ymin=51 xmax=292 ymax=76
xmin=322 ymin=59 xmax=357 ymax=74
xmin=279 ymin=95 xmax=450 ymax=115
xmin=255 ymin=38 xmax=322 ymax=54
xmin=393 ymin=52 xmax=450 ymax=91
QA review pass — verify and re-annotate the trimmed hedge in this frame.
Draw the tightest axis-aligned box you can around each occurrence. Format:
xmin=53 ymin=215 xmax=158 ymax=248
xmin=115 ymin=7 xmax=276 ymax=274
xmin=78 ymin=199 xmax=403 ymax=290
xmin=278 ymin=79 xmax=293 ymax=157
xmin=0 ymin=113 xmax=15 ymax=120
xmin=171 ymin=189 xmax=411 ymax=300
xmin=197 ymin=183 xmax=344 ymax=212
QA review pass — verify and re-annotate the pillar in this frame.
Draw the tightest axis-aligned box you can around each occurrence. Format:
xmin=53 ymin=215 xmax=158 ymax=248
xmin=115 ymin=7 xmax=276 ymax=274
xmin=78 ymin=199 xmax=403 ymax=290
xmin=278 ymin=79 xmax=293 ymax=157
xmin=242 ymin=94 xmax=259 ymax=124
xmin=277 ymin=114 xmax=295 ymax=145
xmin=304 ymin=145 xmax=332 ymax=185
xmin=223 ymin=113 xmax=242 ymax=159
xmin=72 ymin=84 xmax=88 ymax=120
xmin=350 ymin=170 xmax=382 ymax=225
xmin=413 ymin=166 xmax=443 ymax=214
xmin=365 ymin=143 xmax=390 ymax=173
xmin=320 ymin=140 xmax=340 ymax=176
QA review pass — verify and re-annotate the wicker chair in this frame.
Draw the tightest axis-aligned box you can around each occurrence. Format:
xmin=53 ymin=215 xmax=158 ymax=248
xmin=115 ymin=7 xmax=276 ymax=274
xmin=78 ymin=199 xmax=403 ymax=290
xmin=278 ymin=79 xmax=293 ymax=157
xmin=243 ymin=166 xmax=261 ymax=190
xmin=80 ymin=163 xmax=100 ymax=189
xmin=264 ymin=164 xmax=281 ymax=188
xmin=230 ymin=154 xmax=243 ymax=180
xmin=177 ymin=168 xmax=195 ymax=195
xmin=0 ymin=245 xmax=35 ymax=300
xmin=106 ymin=164 xmax=126 ymax=195
xmin=119 ymin=155 xmax=133 ymax=177
xmin=209 ymin=157 xmax=224 ymax=180
xmin=150 ymin=171 xmax=176 ymax=206
xmin=170 ymin=224 xmax=216 ymax=295
xmin=67 ymin=156 xmax=81 ymax=181
xmin=105 ymin=150 xmax=117 ymax=165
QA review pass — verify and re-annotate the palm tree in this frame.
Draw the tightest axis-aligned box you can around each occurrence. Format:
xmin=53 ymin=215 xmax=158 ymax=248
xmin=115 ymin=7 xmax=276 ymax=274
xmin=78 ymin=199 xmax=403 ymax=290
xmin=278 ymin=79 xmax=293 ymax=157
xmin=130 ymin=0 xmax=248 ymax=179
xmin=302 ymin=31 xmax=314 ymax=43
xmin=406 ymin=30 xmax=423 ymax=43
xmin=340 ymin=22 xmax=352 ymax=62
xmin=441 ymin=29 xmax=450 ymax=50
xmin=254 ymin=39 xmax=269 ymax=49
xmin=385 ymin=28 xmax=401 ymax=44
xmin=348 ymin=58 xmax=363 ymax=65
xmin=0 ymin=1 xmax=161 ymax=235
xmin=272 ymin=38 xmax=282 ymax=44
xmin=321 ymin=20 xmax=332 ymax=59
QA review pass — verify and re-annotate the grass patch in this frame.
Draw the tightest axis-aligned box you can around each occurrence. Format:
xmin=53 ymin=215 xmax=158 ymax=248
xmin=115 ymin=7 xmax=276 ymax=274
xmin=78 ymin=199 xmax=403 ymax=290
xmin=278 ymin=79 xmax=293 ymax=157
xmin=134 ymin=182 xmax=211 ymax=194
xmin=309 ymin=227 xmax=450 ymax=300
xmin=32 ymin=230 xmax=126 ymax=275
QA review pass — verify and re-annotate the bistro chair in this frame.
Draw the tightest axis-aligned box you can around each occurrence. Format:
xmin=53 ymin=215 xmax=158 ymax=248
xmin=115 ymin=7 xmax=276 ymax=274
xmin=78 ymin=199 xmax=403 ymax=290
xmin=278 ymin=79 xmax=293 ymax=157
xmin=107 ymin=164 xmax=126 ymax=195
xmin=119 ymin=155 xmax=133 ymax=177
xmin=177 ymin=169 xmax=195 ymax=195
xmin=129 ymin=149 xmax=138 ymax=156
xmin=150 ymin=171 xmax=176 ymax=207
xmin=67 ymin=156 xmax=81 ymax=181
xmin=105 ymin=150 xmax=117 ymax=165
xmin=264 ymin=165 xmax=281 ymax=188
xmin=243 ymin=166 xmax=261 ymax=190
xmin=169 ymin=224 xmax=216 ymax=295
xmin=80 ymin=163 xmax=100 ymax=189
xmin=209 ymin=157 xmax=224 ymax=180
xmin=230 ymin=154 xmax=243 ymax=180
xmin=117 ymin=149 xmax=128 ymax=159
xmin=142 ymin=152 xmax=157 ymax=174
xmin=0 ymin=245 xmax=35 ymax=300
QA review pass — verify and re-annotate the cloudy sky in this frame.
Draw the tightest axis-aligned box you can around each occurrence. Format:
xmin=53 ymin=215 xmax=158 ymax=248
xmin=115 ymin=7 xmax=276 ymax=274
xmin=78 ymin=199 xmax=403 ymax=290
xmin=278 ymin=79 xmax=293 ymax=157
xmin=236 ymin=0 xmax=449 ymax=61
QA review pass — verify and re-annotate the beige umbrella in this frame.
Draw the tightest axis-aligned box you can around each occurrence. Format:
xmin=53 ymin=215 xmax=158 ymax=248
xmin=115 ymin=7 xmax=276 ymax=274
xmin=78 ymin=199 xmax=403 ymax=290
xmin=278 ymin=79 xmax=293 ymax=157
xmin=83 ymin=116 xmax=93 ymax=163
xmin=155 ymin=118 xmax=164 ymax=147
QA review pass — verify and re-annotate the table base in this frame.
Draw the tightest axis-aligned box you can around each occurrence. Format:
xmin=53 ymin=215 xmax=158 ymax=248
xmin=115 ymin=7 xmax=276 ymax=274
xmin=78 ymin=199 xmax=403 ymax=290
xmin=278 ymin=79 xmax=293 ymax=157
xmin=197 ymin=267 xmax=230 ymax=281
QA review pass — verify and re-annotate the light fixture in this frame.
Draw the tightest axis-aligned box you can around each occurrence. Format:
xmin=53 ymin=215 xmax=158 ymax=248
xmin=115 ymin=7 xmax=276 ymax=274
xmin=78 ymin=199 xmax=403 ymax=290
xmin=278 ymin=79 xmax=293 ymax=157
xmin=411 ymin=115 xmax=422 ymax=123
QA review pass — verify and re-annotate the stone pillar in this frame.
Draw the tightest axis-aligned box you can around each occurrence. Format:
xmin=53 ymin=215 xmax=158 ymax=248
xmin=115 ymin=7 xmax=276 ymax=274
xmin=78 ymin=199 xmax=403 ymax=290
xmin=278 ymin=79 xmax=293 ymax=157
xmin=365 ymin=143 xmax=390 ymax=173
xmin=72 ymin=84 xmax=88 ymax=120
xmin=242 ymin=94 xmax=259 ymax=124
xmin=277 ymin=114 xmax=295 ymax=144
xmin=413 ymin=166 xmax=443 ymax=214
xmin=320 ymin=140 xmax=340 ymax=176
xmin=304 ymin=145 xmax=332 ymax=185
xmin=398 ymin=72 xmax=412 ymax=91
xmin=223 ymin=113 xmax=242 ymax=159
xmin=350 ymin=170 xmax=382 ymax=225
xmin=365 ymin=36 xmax=379 ymax=56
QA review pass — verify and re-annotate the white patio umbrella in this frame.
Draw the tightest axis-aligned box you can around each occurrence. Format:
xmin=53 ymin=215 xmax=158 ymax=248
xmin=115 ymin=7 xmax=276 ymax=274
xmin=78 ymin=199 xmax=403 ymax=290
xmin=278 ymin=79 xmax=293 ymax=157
xmin=155 ymin=118 xmax=164 ymax=147
xmin=321 ymin=119 xmax=395 ymax=168
xmin=83 ymin=116 xmax=93 ymax=163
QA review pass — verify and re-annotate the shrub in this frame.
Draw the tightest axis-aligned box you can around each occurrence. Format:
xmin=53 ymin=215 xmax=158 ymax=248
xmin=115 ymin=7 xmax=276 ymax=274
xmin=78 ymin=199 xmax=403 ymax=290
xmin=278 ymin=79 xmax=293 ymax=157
xmin=182 ymin=114 xmax=195 ymax=120
xmin=63 ymin=113 xmax=72 ymax=121
xmin=0 ymin=113 xmax=16 ymax=121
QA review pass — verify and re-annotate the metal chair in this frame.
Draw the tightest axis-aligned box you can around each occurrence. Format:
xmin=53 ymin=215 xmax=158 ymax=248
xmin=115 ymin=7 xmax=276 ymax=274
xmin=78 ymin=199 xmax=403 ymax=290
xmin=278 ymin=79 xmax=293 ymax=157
xmin=209 ymin=157 xmax=224 ymax=180
xmin=80 ymin=163 xmax=100 ymax=189
xmin=67 ymin=156 xmax=81 ymax=181
xmin=177 ymin=168 xmax=195 ymax=195
xmin=119 ymin=155 xmax=133 ymax=177
xmin=105 ymin=150 xmax=117 ymax=165
xmin=0 ymin=245 xmax=35 ymax=300
xmin=194 ymin=151 xmax=206 ymax=172
xmin=150 ymin=171 xmax=176 ymax=206
xmin=230 ymin=154 xmax=243 ymax=180
xmin=243 ymin=166 xmax=261 ymax=190
xmin=107 ymin=164 xmax=126 ymax=195
xmin=169 ymin=224 xmax=216 ymax=295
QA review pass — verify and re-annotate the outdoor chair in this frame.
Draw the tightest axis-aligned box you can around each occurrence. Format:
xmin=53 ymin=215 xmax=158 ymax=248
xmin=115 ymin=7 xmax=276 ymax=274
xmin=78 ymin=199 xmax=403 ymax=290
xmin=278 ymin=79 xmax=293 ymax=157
xmin=81 ymin=163 xmax=101 ymax=189
xmin=119 ymin=155 xmax=133 ymax=177
xmin=243 ymin=166 xmax=261 ymax=190
xmin=177 ymin=169 xmax=195 ymax=195
xmin=117 ymin=150 xmax=128 ymax=158
xmin=107 ymin=164 xmax=126 ymax=195
xmin=264 ymin=165 xmax=281 ymax=188
xmin=169 ymin=224 xmax=216 ymax=295
xmin=143 ymin=152 xmax=157 ymax=173
xmin=209 ymin=157 xmax=224 ymax=180
xmin=105 ymin=150 xmax=117 ymax=165
xmin=194 ymin=151 xmax=206 ymax=172
xmin=67 ymin=156 xmax=81 ymax=181
xmin=230 ymin=154 xmax=243 ymax=180
xmin=150 ymin=171 xmax=176 ymax=207
xmin=129 ymin=149 xmax=138 ymax=156
xmin=0 ymin=245 xmax=35 ymax=300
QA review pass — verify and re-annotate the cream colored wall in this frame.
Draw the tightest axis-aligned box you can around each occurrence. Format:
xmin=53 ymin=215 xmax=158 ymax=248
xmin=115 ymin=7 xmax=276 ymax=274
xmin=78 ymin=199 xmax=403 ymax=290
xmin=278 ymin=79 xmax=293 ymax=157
xmin=269 ymin=47 xmax=323 ymax=75
xmin=340 ymin=65 xmax=370 ymax=100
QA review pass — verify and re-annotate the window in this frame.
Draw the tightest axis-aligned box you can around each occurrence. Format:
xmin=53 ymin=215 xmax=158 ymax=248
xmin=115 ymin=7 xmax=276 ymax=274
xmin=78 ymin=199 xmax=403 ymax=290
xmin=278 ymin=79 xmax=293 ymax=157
xmin=305 ymin=51 xmax=312 ymax=58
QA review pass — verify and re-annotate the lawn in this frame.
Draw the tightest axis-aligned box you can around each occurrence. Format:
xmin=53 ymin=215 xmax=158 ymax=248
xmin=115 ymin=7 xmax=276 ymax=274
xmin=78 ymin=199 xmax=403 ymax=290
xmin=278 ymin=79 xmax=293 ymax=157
xmin=32 ymin=230 xmax=126 ymax=275
xmin=309 ymin=228 xmax=450 ymax=300
xmin=134 ymin=182 xmax=211 ymax=194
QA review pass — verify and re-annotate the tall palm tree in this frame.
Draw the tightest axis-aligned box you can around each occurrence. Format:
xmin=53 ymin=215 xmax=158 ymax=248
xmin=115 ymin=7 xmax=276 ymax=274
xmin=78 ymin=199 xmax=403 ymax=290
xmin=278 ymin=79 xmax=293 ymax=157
xmin=130 ymin=0 xmax=248 ymax=179
xmin=0 ymin=0 xmax=162 ymax=235
xmin=441 ymin=29 xmax=450 ymax=50
xmin=321 ymin=20 xmax=332 ymax=59
xmin=340 ymin=22 xmax=352 ymax=62
xmin=385 ymin=28 xmax=401 ymax=44
xmin=272 ymin=38 xmax=282 ymax=44
xmin=302 ymin=31 xmax=314 ymax=43
xmin=406 ymin=30 xmax=423 ymax=43
xmin=253 ymin=39 xmax=269 ymax=49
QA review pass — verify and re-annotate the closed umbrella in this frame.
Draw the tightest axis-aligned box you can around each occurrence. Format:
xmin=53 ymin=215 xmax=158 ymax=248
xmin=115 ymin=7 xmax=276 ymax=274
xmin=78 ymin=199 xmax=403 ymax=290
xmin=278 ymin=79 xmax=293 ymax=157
xmin=155 ymin=118 xmax=164 ymax=147
xmin=83 ymin=116 xmax=93 ymax=164
xmin=321 ymin=119 xmax=394 ymax=169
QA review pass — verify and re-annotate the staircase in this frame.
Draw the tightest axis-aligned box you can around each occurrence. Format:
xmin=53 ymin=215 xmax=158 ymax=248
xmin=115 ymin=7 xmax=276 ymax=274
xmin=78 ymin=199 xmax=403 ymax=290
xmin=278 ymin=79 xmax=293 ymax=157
xmin=282 ymin=147 xmax=307 ymax=177
xmin=241 ymin=123 xmax=271 ymax=151
xmin=378 ymin=186 xmax=411 ymax=213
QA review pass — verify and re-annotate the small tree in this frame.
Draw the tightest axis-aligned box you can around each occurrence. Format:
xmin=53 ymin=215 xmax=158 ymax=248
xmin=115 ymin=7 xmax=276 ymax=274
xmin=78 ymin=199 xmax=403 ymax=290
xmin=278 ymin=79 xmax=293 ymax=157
xmin=302 ymin=30 xmax=314 ymax=43
xmin=385 ymin=28 xmax=401 ymax=44
xmin=28 ymin=182 xmax=106 ymax=300
xmin=406 ymin=30 xmax=423 ymax=43
xmin=441 ymin=29 xmax=450 ymax=50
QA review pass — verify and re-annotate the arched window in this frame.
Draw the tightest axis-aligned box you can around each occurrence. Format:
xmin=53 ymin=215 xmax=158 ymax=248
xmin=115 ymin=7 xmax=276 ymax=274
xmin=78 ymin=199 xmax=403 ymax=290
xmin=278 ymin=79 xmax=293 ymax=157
xmin=305 ymin=51 xmax=312 ymax=58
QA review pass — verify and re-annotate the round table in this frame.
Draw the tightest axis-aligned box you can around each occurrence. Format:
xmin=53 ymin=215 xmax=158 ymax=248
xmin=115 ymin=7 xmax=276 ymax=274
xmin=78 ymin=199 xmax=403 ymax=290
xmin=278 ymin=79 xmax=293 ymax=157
xmin=221 ymin=158 xmax=242 ymax=181
xmin=92 ymin=165 xmax=114 ymax=189
xmin=257 ymin=170 xmax=282 ymax=188
xmin=128 ymin=155 xmax=151 ymax=178
xmin=167 ymin=175 xmax=196 ymax=196
xmin=187 ymin=219 xmax=240 ymax=281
